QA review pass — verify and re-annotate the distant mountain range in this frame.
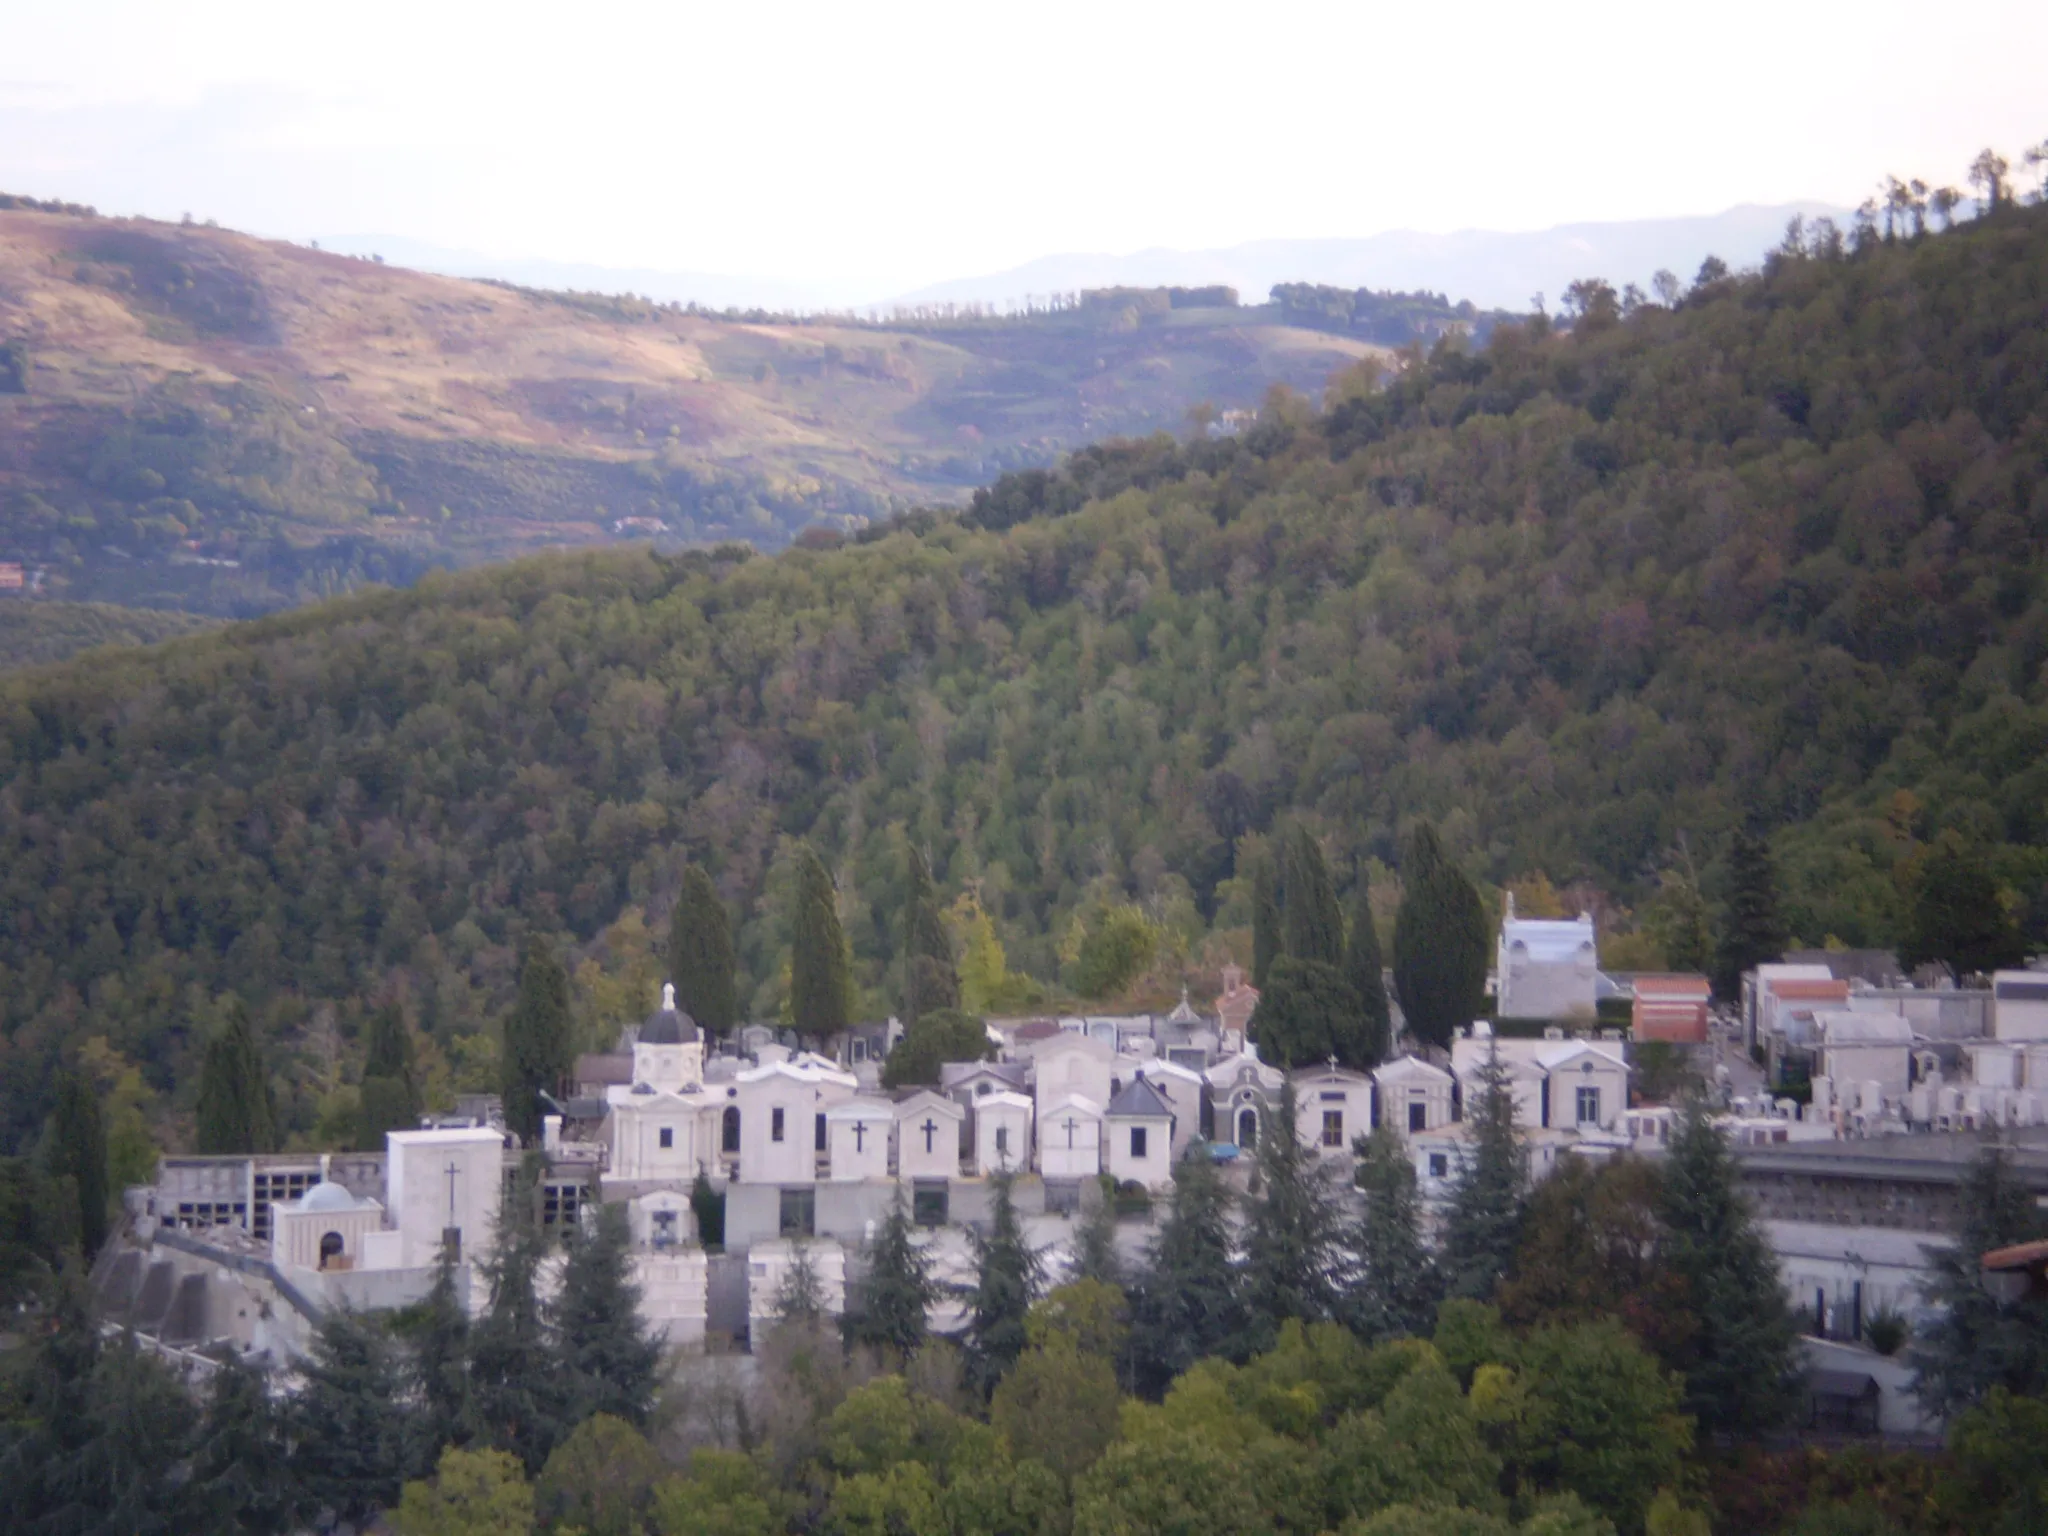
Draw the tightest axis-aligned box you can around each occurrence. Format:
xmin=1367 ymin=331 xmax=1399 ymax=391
xmin=322 ymin=204 xmax=1849 ymax=316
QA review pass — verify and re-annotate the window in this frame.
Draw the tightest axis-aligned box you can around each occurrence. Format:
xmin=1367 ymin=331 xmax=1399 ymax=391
xmin=815 ymin=1113 xmax=828 ymax=1152
xmin=771 ymin=1107 xmax=785 ymax=1142
xmin=1237 ymin=1108 xmax=1258 ymax=1148
xmin=851 ymin=1038 xmax=868 ymax=1063
xmin=1321 ymin=1110 xmax=1344 ymax=1147
xmin=1576 ymin=1086 xmax=1601 ymax=1125
xmin=913 ymin=1182 xmax=949 ymax=1227
xmin=1429 ymin=1153 xmax=1449 ymax=1179
xmin=778 ymin=1186 xmax=815 ymax=1237
xmin=1130 ymin=1126 xmax=1148 ymax=1159
xmin=541 ymin=1182 xmax=585 ymax=1227
xmin=658 ymin=1126 xmax=673 ymax=1149
xmin=1408 ymin=1100 xmax=1427 ymax=1132
xmin=721 ymin=1106 xmax=741 ymax=1153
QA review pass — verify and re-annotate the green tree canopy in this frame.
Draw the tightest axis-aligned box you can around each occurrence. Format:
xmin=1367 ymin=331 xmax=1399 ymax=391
xmin=45 ymin=1070 xmax=110 ymax=1259
xmin=359 ymin=1000 xmax=421 ymax=1151
xmin=1899 ymin=836 xmax=2025 ymax=980
xmin=1283 ymin=823 xmax=1345 ymax=968
xmin=395 ymin=1446 xmax=535 ymax=1536
xmin=670 ymin=863 xmax=739 ymax=1038
xmin=1712 ymin=829 xmax=1788 ymax=999
xmin=845 ymin=1191 xmax=938 ymax=1362
xmin=1909 ymin=1144 xmax=2048 ymax=1416
xmin=1441 ymin=1045 xmax=1528 ymax=1302
xmin=789 ymin=841 xmax=853 ymax=1039
xmin=1238 ymin=1085 xmax=1343 ymax=1352
xmin=501 ymin=938 xmax=572 ymax=1145
xmin=1392 ymin=824 xmax=1489 ymax=1051
xmin=1252 ymin=955 xmax=1370 ymax=1069
xmin=881 ymin=1007 xmax=991 ymax=1089
xmin=1346 ymin=867 xmax=1392 ymax=1066
xmin=965 ymin=1173 xmax=1043 ymax=1400
xmin=1348 ymin=1123 xmax=1442 ymax=1342
xmin=195 ymin=998 xmax=276 ymax=1156
xmin=900 ymin=843 xmax=960 ymax=1024
xmin=553 ymin=1201 xmax=661 ymax=1428
xmin=1252 ymin=848 xmax=1283 ymax=990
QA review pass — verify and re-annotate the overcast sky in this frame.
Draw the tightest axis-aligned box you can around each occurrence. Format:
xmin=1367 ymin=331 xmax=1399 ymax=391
xmin=4 ymin=0 xmax=2044 ymax=297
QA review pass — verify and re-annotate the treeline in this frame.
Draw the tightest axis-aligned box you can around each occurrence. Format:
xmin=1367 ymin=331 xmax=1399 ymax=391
xmin=1270 ymin=282 xmax=1519 ymax=346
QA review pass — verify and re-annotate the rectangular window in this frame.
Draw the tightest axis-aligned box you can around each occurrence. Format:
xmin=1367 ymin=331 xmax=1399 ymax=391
xmin=778 ymin=1186 xmax=815 ymax=1237
xmin=1576 ymin=1086 xmax=1601 ymax=1125
xmin=1408 ymin=1100 xmax=1427 ymax=1132
xmin=1321 ymin=1110 xmax=1344 ymax=1147
xmin=771 ymin=1107 xmax=785 ymax=1142
xmin=995 ymin=1126 xmax=1009 ymax=1154
xmin=1130 ymin=1126 xmax=1148 ymax=1159
xmin=658 ymin=1126 xmax=673 ymax=1149
xmin=1429 ymin=1153 xmax=1449 ymax=1179
xmin=815 ymin=1113 xmax=828 ymax=1152
xmin=913 ymin=1182 xmax=949 ymax=1227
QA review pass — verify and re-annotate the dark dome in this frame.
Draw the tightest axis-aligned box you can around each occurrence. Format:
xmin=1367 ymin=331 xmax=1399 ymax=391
xmin=641 ymin=983 xmax=700 ymax=1045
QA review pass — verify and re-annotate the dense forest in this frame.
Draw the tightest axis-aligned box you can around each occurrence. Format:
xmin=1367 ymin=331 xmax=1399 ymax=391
xmin=1 ymin=191 xmax=2046 ymax=1151
xmin=0 ymin=599 xmax=216 ymax=670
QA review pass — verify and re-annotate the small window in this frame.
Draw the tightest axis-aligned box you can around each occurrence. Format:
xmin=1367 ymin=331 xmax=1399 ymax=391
xmin=1408 ymin=1100 xmax=1427 ymax=1132
xmin=1321 ymin=1110 xmax=1344 ymax=1147
xmin=659 ymin=1126 xmax=674 ymax=1149
xmin=977 ymin=1082 xmax=992 ymax=1096
xmin=995 ymin=1126 xmax=1009 ymax=1154
xmin=816 ymin=1112 xmax=828 ymax=1152
xmin=1576 ymin=1086 xmax=1600 ymax=1125
xmin=1130 ymin=1126 xmax=1148 ymax=1159
xmin=722 ymin=1106 xmax=741 ymax=1153
xmin=851 ymin=1038 xmax=868 ymax=1063
xmin=1429 ymin=1153 xmax=1449 ymax=1179
xmin=778 ymin=1186 xmax=815 ymax=1237
xmin=771 ymin=1107 xmax=785 ymax=1142
xmin=913 ymin=1182 xmax=949 ymax=1227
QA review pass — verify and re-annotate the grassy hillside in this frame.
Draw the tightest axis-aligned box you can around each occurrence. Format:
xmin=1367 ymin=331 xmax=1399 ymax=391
xmin=0 ymin=207 xmax=1383 ymax=616
xmin=1 ymin=201 xmax=2044 ymax=1151
xmin=0 ymin=600 xmax=216 ymax=670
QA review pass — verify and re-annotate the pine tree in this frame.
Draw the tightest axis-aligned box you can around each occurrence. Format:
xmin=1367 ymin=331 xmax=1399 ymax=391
xmin=901 ymin=843 xmax=960 ymax=1025
xmin=965 ymin=1172 xmax=1042 ymax=1399
xmin=670 ymin=863 xmax=738 ymax=1038
xmin=1712 ymin=828 xmax=1788 ymax=1000
xmin=772 ymin=1239 xmax=826 ymax=1327
xmin=406 ymin=1242 xmax=474 ymax=1477
xmin=1659 ymin=1098 xmax=1801 ymax=1434
xmin=359 ymin=1000 xmax=422 ymax=1151
xmin=1909 ymin=1143 xmax=2048 ymax=1417
xmin=0 ymin=1269 xmax=106 ymax=1530
xmin=1391 ymin=823 xmax=1489 ymax=1050
xmin=845 ymin=1190 xmax=937 ymax=1361
xmin=501 ymin=937 xmax=573 ymax=1145
xmin=1282 ymin=823 xmax=1345 ymax=967
xmin=1441 ymin=1043 xmax=1527 ymax=1301
xmin=789 ymin=842 xmax=852 ymax=1040
xmin=1128 ymin=1151 xmax=1243 ymax=1397
xmin=1348 ymin=1123 xmax=1442 ymax=1341
xmin=75 ymin=1332 xmax=195 ymax=1534
xmin=1345 ymin=868 xmax=1392 ymax=1065
xmin=46 ymin=1069 xmax=110 ymax=1259
xmin=554 ymin=1202 xmax=662 ymax=1428
xmin=186 ymin=1351 xmax=296 ymax=1535
xmin=1237 ymin=1083 xmax=1341 ymax=1353
xmin=1900 ymin=837 xmax=2026 ymax=981
xmin=1251 ymin=847 xmax=1282 ymax=989
xmin=195 ymin=999 xmax=276 ymax=1156
xmin=1070 ymin=1177 xmax=1122 ymax=1289
xmin=470 ymin=1165 xmax=565 ymax=1473
xmin=291 ymin=1307 xmax=409 ymax=1528
xmin=1250 ymin=955 xmax=1368 ymax=1068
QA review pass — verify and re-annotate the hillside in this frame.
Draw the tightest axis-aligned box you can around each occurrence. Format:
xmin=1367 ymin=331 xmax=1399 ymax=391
xmin=0 ymin=204 xmax=1384 ymax=616
xmin=1 ymin=201 xmax=2045 ymax=1152
xmin=0 ymin=599 xmax=216 ymax=669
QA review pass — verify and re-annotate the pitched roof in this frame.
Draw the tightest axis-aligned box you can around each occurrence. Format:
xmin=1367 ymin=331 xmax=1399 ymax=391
xmin=1106 ymin=1079 xmax=1174 ymax=1118
xmin=1501 ymin=915 xmax=1597 ymax=962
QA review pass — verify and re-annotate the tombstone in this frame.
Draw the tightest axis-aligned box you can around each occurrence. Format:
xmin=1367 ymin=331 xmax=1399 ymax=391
xmin=1810 ymin=1076 xmax=1833 ymax=1119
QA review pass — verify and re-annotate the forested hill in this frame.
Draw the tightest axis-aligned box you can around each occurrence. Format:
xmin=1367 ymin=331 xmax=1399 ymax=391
xmin=3 ymin=200 xmax=2046 ymax=1152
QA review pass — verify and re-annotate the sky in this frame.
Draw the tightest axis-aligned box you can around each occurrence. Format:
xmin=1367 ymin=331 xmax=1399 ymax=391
xmin=4 ymin=0 xmax=2045 ymax=301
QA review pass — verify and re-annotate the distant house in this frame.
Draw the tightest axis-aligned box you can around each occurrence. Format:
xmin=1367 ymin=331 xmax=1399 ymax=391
xmin=1105 ymin=1079 xmax=1174 ymax=1187
xmin=1371 ymin=1055 xmax=1455 ymax=1137
xmin=1204 ymin=1047 xmax=1284 ymax=1151
xmin=1632 ymin=974 xmax=1711 ymax=1044
xmin=1496 ymin=895 xmax=1599 ymax=1021
xmin=1290 ymin=1066 xmax=1374 ymax=1157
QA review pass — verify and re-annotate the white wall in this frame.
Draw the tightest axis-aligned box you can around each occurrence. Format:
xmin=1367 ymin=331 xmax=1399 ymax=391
xmin=385 ymin=1129 xmax=504 ymax=1270
xmin=1106 ymin=1116 xmax=1171 ymax=1187
xmin=1038 ymin=1103 xmax=1103 ymax=1179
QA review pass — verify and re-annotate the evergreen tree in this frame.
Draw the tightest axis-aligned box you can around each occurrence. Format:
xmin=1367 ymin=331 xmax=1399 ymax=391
xmin=670 ymin=863 xmax=738 ymax=1038
xmin=46 ymin=1069 xmax=110 ymax=1259
xmin=1391 ymin=823 xmax=1489 ymax=1050
xmin=291 ymin=1307 xmax=409 ymax=1528
xmin=1659 ymin=1098 xmax=1801 ymax=1434
xmin=689 ymin=1168 xmax=726 ymax=1249
xmin=186 ymin=1351 xmax=296 ymax=1535
xmin=554 ymin=1202 xmax=662 ymax=1428
xmin=1441 ymin=1043 xmax=1527 ymax=1301
xmin=1900 ymin=837 xmax=2026 ymax=980
xmin=1070 ymin=1178 xmax=1122 ymax=1290
xmin=1910 ymin=1143 xmax=2048 ymax=1416
xmin=771 ymin=1239 xmax=826 ymax=1327
xmin=1647 ymin=857 xmax=1714 ymax=976
xmin=1712 ymin=828 xmax=1788 ymax=1000
xmin=1348 ymin=1123 xmax=1443 ymax=1342
xmin=470 ymin=1164 xmax=565 ymax=1473
xmin=195 ymin=999 xmax=276 ymax=1156
xmin=1250 ymin=955 xmax=1368 ymax=1068
xmin=1282 ymin=823 xmax=1345 ymax=968
xmin=359 ymin=1000 xmax=421 ymax=1151
xmin=501 ymin=937 xmax=573 ymax=1145
xmin=1128 ymin=1150 xmax=1243 ymax=1397
xmin=881 ymin=1007 xmax=991 ymax=1089
xmin=965 ymin=1172 xmax=1042 ymax=1399
xmin=901 ymin=843 xmax=960 ymax=1025
xmin=844 ymin=1191 xmax=937 ymax=1361
xmin=74 ymin=1332 xmax=194 ymax=1535
xmin=406 ymin=1242 xmax=475 ymax=1477
xmin=789 ymin=841 xmax=852 ymax=1040
xmin=1345 ymin=868 xmax=1392 ymax=1065
xmin=1251 ymin=847 xmax=1282 ymax=989
xmin=1237 ymin=1083 xmax=1341 ymax=1353
xmin=0 ymin=1270 xmax=107 ymax=1531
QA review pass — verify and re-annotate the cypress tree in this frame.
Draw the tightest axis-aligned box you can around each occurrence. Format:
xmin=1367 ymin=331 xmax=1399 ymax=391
xmin=1251 ymin=847 xmax=1282 ymax=989
xmin=0 ymin=1270 xmax=105 ymax=1530
xmin=554 ymin=1202 xmax=662 ymax=1428
xmin=1348 ymin=1123 xmax=1442 ymax=1341
xmin=789 ymin=841 xmax=852 ymax=1039
xmin=1282 ymin=823 xmax=1345 ymax=968
xmin=1250 ymin=955 xmax=1367 ymax=1069
xmin=75 ymin=1332 xmax=195 ymax=1534
xmin=1391 ymin=822 xmax=1489 ymax=1051
xmin=291 ymin=1307 xmax=409 ymax=1528
xmin=1659 ymin=1098 xmax=1801 ymax=1434
xmin=1128 ymin=1150 xmax=1243 ymax=1397
xmin=501 ymin=937 xmax=573 ymax=1145
xmin=406 ymin=1243 xmax=475 ymax=1477
xmin=187 ymin=1351 xmax=296 ymax=1535
xmin=1441 ymin=1043 xmax=1527 ymax=1301
xmin=670 ymin=863 xmax=738 ymax=1038
xmin=1712 ymin=828 xmax=1788 ymax=1000
xmin=46 ymin=1070 xmax=110 ymax=1259
xmin=1345 ymin=868 xmax=1392 ymax=1065
xmin=359 ymin=1001 xmax=421 ymax=1151
xmin=195 ymin=999 xmax=276 ymax=1156
xmin=901 ymin=843 xmax=960 ymax=1025
xmin=471 ymin=1164 xmax=565 ymax=1473
xmin=965 ymin=1172 xmax=1043 ymax=1399
xmin=1237 ymin=1083 xmax=1341 ymax=1353
xmin=845 ymin=1190 xmax=937 ymax=1361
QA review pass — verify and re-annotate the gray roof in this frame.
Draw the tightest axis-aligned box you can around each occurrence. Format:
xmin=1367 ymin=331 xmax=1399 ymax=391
xmin=1734 ymin=1128 xmax=2048 ymax=1184
xmin=1106 ymin=1079 xmax=1174 ymax=1118
xmin=640 ymin=1001 xmax=700 ymax=1045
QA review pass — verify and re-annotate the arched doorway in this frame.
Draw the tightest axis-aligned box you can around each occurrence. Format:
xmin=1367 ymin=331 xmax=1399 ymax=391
xmin=1237 ymin=1107 xmax=1258 ymax=1148
xmin=721 ymin=1106 xmax=741 ymax=1154
xmin=318 ymin=1231 xmax=345 ymax=1270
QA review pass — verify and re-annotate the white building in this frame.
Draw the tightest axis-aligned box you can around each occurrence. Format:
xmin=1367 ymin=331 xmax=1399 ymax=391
xmin=371 ymin=1126 xmax=506 ymax=1270
xmin=748 ymin=1238 xmax=846 ymax=1329
xmin=1994 ymin=971 xmax=2048 ymax=1041
xmin=894 ymin=1091 xmax=966 ymax=1180
xmin=271 ymin=1181 xmax=384 ymax=1273
xmin=605 ymin=987 xmax=715 ymax=1189
xmin=1496 ymin=894 xmax=1599 ymax=1021
xmin=1105 ymin=1080 xmax=1174 ymax=1187
xmin=825 ymin=1097 xmax=895 ymax=1182
xmin=1205 ymin=1047 xmax=1285 ymax=1151
xmin=1038 ymin=1094 xmax=1104 ymax=1179
xmin=973 ymin=1091 xmax=1034 ymax=1176
xmin=1371 ymin=1055 xmax=1456 ymax=1137
xmin=1132 ymin=1058 xmax=1205 ymax=1163
xmin=1291 ymin=1066 xmax=1374 ymax=1156
xmin=1449 ymin=1027 xmax=1628 ymax=1134
xmin=733 ymin=1055 xmax=858 ymax=1186
xmin=1815 ymin=1011 xmax=1913 ymax=1098
xmin=1030 ymin=1032 xmax=1120 ymax=1114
